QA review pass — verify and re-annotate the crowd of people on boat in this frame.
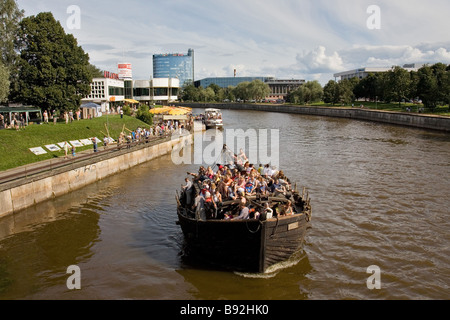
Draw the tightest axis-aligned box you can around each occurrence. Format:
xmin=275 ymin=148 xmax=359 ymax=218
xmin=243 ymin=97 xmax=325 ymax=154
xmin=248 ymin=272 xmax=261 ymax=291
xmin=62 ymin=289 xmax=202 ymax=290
xmin=180 ymin=146 xmax=299 ymax=221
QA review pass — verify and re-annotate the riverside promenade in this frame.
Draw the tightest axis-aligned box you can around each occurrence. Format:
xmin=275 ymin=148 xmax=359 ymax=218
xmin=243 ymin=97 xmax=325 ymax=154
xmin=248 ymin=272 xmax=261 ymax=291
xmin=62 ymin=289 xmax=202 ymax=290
xmin=0 ymin=131 xmax=194 ymax=219
xmin=176 ymin=103 xmax=450 ymax=132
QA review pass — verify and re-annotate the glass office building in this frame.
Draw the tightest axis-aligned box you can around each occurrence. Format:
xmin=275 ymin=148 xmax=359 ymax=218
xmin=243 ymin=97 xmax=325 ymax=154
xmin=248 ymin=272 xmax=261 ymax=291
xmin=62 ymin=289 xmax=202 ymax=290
xmin=153 ymin=49 xmax=194 ymax=87
xmin=194 ymin=77 xmax=271 ymax=89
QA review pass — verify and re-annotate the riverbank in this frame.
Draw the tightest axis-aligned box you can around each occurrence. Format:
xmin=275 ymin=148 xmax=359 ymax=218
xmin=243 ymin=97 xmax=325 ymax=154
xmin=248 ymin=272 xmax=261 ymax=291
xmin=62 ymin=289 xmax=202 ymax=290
xmin=0 ymin=115 xmax=150 ymax=172
xmin=0 ymin=131 xmax=194 ymax=219
xmin=176 ymin=103 xmax=450 ymax=132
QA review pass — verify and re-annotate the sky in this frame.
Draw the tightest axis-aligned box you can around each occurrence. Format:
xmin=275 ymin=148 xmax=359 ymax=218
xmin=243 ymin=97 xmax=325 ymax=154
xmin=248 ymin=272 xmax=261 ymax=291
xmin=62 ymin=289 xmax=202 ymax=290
xmin=16 ymin=0 xmax=450 ymax=85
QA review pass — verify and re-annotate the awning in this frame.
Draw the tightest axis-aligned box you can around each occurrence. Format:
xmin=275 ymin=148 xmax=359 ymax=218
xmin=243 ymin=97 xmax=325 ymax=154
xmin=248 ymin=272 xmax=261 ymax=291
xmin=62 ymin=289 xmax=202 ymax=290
xmin=123 ymin=99 xmax=139 ymax=104
xmin=81 ymin=103 xmax=101 ymax=109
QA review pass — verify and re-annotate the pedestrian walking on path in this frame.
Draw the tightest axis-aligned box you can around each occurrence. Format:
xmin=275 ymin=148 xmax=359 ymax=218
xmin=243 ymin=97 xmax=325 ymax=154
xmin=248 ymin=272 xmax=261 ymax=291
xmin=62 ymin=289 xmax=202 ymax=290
xmin=63 ymin=141 xmax=69 ymax=159
xmin=92 ymin=138 xmax=98 ymax=153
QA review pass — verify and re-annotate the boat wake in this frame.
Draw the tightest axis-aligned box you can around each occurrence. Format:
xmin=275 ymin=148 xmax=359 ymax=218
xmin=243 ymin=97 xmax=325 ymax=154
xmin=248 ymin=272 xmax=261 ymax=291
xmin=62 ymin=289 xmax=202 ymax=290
xmin=234 ymin=250 xmax=307 ymax=278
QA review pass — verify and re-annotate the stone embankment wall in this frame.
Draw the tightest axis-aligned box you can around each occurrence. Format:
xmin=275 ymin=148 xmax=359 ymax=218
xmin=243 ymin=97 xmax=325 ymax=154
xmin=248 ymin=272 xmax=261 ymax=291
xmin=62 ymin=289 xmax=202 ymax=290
xmin=179 ymin=103 xmax=450 ymax=132
xmin=0 ymin=134 xmax=192 ymax=219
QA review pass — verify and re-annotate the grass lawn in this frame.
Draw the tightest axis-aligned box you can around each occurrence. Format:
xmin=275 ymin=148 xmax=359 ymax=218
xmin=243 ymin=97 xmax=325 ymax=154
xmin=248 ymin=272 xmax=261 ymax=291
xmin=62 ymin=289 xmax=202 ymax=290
xmin=0 ymin=115 xmax=151 ymax=172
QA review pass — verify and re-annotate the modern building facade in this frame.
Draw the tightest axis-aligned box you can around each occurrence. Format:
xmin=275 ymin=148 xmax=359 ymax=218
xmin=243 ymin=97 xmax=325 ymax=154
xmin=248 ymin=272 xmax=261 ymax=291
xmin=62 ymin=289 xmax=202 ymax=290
xmin=82 ymin=76 xmax=180 ymax=111
xmin=153 ymin=49 xmax=194 ymax=87
xmin=334 ymin=64 xmax=424 ymax=81
xmin=83 ymin=76 xmax=125 ymax=112
xmin=133 ymin=78 xmax=180 ymax=105
xmin=194 ymin=76 xmax=305 ymax=101
xmin=194 ymin=77 xmax=270 ymax=89
xmin=266 ymin=79 xmax=305 ymax=101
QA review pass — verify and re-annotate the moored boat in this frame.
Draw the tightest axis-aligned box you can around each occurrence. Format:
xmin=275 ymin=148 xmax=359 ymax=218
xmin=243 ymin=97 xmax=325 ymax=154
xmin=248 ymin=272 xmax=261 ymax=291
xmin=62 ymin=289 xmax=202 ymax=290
xmin=204 ymin=108 xmax=223 ymax=129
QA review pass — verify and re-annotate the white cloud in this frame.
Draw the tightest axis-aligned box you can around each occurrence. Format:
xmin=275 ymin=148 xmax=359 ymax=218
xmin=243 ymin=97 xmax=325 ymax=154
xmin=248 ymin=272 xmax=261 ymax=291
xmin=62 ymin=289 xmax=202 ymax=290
xmin=295 ymin=46 xmax=345 ymax=74
xmin=16 ymin=0 xmax=450 ymax=83
xmin=339 ymin=44 xmax=450 ymax=69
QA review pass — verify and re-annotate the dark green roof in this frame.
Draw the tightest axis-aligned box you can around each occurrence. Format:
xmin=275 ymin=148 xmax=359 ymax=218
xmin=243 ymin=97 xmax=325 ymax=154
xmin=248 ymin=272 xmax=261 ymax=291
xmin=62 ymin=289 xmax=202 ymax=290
xmin=0 ymin=106 xmax=42 ymax=113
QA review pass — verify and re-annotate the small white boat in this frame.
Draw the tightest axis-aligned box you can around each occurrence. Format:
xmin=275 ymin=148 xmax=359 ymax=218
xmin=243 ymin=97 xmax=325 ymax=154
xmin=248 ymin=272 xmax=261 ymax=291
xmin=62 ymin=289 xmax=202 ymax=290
xmin=204 ymin=108 xmax=223 ymax=129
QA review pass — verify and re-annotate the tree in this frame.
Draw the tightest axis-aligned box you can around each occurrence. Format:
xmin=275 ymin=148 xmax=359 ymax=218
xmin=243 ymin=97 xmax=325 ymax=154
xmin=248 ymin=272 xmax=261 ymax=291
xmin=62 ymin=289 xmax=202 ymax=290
xmin=323 ymin=80 xmax=353 ymax=105
xmin=303 ymin=80 xmax=323 ymax=104
xmin=207 ymin=83 xmax=225 ymax=102
xmin=180 ymin=84 xmax=199 ymax=102
xmin=0 ymin=61 xmax=10 ymax=103
xmin=136 ymin=104 xmax=153 ymax=125
xmin=0 ymin=0 xmax=24 ymax=68
xmin=223 ymin=86 xmax=235 ymax=102
xmin=432 ymin=63 xmax=450 ymax=107
xmin=337 ymin=79 xmax=355 ymax=104
xmin=11 ymin=12 xmax=92 ymax=112
xmin=323 ymin=80 xmax=339 ymax=105
xmin=87 ymin=63 xmax=104 ymax=78
xmin=234 ymin=81 xmax=251 ymax=101
xmin=386 ymin=66 xmax=411 ymax=106
xmin=416 ymin=64 xmax=441 ymax=110
xmin=248 ymin=79 xmax=270 ymax=101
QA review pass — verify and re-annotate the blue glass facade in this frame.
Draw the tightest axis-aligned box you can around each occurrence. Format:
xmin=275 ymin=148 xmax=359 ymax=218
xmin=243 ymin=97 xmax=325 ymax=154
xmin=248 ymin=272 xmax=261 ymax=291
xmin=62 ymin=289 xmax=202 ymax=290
xmin=194 ymin=77 xmax=272 ymax=88
xmin=153 ymin=49 xmax=194 ymax=87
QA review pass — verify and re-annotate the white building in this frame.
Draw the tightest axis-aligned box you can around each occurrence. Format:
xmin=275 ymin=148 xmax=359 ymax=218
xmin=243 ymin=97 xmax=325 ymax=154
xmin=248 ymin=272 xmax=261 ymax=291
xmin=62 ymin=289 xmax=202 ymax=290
xmin=150 ymin=78 xmax=180 ymax=104
xmin=82 ymin=76 xmax=124 ymax=113
xmin=83 ymin=77 xmax=181 ymax=112
xmin=334 ymin=64 xmax=424 ymax=81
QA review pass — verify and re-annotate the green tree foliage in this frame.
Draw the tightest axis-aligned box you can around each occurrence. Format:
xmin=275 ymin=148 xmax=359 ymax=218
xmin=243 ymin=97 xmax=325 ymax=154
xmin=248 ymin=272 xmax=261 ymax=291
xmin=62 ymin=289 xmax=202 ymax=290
xmin=136 ymin=104 xmax=153 ymax=125
xmin=0 ymin=0 xmax=24 ymax=68
xmin=180 ymin=84 xmax=200 ymax=102
xmin=288 ymin=80 xmax=323 ymax=104
xmin=234 ymin=81 xmax=251 ymax=101
xmin=386 ymin=66 xmax=411 ymax=106
xmin=415 ymin=63 xmax=450 ymax=110
xmin=323 ymin=79 xmax=354 ymax=105
xmin=323 ymin=80 xmax=338 ymax=104
xmin=180 ymin=80 xmax=270 ymax=103
xmin=87 ymin=63 xmax=104 ymax=78
xmin=248 ymin=79 xmax=271 ymax=101
xmin=0 ymin=61 xmax=10 ymax=102
xmin=11 ymin=12 xmax=92 ymax=112
xmin=122 ymin=104 xmax=132 ymax=116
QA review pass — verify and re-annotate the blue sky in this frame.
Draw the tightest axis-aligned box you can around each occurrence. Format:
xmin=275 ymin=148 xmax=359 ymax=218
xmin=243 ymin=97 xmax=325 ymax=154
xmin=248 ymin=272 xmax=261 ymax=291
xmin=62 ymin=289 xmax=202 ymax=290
xmin=17 ymin=0 xmax=450 ymax=84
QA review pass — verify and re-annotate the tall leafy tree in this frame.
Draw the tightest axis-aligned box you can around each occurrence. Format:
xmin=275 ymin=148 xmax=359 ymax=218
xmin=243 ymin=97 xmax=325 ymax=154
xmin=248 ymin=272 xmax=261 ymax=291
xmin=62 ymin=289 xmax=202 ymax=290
xmin=323 ymin=80 xmax=339 ymax=105
xmin=416 ymin=63 xmax=448 ymax=110
xmin=0 ymin=61 xmax=10 ymax=103
xmin=288 ymin=81 xmax=323 ymax=104
xmin=1 ymin=0 xmax=24 ymax=101
xmin=386 ymin=66 xmax=411 ymax=106
xmin=0 ymin=0 xmax=24 ymax=67
xmin=12 ymin=12 xmax=92 ymax=112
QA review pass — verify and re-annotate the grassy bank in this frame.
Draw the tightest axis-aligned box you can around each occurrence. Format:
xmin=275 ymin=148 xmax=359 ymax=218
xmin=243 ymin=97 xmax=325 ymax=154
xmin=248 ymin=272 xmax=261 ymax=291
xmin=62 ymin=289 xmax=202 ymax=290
xmin=0 ymin=115 xmax=150 ymax=171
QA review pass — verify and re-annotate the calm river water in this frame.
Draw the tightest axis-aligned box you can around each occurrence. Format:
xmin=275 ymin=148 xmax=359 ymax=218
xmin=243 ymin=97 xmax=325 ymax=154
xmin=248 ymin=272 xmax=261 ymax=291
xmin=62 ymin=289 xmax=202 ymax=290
xmin=0 ymin=109 xmax=449 ymax=300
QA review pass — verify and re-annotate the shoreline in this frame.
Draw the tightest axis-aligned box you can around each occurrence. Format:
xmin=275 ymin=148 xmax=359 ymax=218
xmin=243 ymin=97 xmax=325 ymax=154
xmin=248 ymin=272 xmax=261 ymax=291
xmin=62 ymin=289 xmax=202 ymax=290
xmin=0 ymin=132 xmax=194 ymax=219
xmin=175 ymin=103 xmax=450 ymax=133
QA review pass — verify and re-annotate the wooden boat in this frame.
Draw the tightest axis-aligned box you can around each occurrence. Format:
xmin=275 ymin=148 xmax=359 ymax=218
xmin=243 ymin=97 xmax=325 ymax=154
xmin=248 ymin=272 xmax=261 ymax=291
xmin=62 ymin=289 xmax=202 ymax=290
xmin=176 ymin=189 xmax=312 ymax=273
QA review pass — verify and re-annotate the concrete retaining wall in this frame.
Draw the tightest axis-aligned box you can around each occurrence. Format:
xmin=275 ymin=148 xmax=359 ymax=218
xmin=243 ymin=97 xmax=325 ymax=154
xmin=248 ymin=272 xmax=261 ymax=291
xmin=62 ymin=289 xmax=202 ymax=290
xmin=0 ymin=134 xmax=192 ymax=219
xmin=179 ymin=103 xmax=450 ymax=132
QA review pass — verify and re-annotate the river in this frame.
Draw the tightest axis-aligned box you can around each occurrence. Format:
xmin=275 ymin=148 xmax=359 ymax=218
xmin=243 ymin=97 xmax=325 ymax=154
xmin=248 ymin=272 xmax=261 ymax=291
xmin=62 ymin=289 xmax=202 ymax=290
xmin=0 ymin=109 xmax=449 ymax=300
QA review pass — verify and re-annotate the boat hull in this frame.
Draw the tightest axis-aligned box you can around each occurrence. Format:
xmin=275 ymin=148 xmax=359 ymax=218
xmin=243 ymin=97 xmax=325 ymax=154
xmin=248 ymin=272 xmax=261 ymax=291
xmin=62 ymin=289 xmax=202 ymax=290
xmin=177 ymin=208 xmax=310 ymax=273
xmin=205 ymin=122 xmax=223 ymax=129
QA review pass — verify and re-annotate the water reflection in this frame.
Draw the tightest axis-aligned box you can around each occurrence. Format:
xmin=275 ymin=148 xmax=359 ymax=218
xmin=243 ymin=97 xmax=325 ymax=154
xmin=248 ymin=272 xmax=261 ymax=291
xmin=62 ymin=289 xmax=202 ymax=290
xmin=176 ymin=251 xmax=313 ymax=300
xmin=0 ymin=108 xmax=449 ymax=300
